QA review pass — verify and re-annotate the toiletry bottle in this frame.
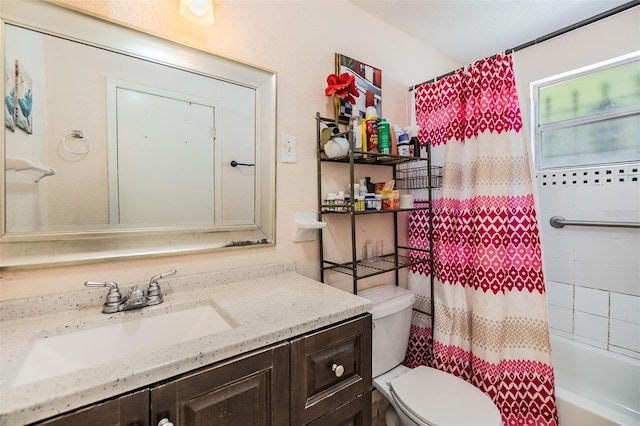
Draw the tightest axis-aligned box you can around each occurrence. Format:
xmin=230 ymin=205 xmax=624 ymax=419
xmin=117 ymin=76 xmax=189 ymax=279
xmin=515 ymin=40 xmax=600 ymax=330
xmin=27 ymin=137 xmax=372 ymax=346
xmin=397 ymin=133 xmax=410 ymax=156
xmin=365 ymin=176 xmax=375 ymax=193
xmin=365 ymin=118 xmax=378 ymax=154
xmin=390 ymin=126 xmax=398 ymax=155
xmin=359 ymin=178 xmax=367 ymax=196
xmin=364 ymin=193 xmax=375 ymax=210
xmin=378 ymin=118 xmax=390 ymax=155
xmin=361 ymin=120 xmax=368 ymax=157
xmin=363 ymin=107 xmax=378 ymax=157
xmin=336 ymin=190 xmax=345 ymax=212
xmin=349 ymin=115 xmax=362 ymax=157
xmin=326 ymin=193 xmax=336 ymax=212
xmin=410 ymin=137 xmax=420 ymax=157
xmin=391 ymin=124 xmax=404 ymax=155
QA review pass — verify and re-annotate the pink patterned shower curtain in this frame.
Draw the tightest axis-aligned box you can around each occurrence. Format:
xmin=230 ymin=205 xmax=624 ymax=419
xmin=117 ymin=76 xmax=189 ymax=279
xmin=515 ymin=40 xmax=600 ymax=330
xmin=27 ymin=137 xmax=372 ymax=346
xmin=404 ymin=55 xmax=558 ymax=426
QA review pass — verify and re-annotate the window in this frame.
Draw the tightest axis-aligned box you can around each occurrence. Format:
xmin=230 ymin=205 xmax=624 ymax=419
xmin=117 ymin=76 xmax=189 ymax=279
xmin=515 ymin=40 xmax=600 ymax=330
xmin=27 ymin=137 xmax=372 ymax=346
xmin=531 ymin=52 xmax=640 ymax=171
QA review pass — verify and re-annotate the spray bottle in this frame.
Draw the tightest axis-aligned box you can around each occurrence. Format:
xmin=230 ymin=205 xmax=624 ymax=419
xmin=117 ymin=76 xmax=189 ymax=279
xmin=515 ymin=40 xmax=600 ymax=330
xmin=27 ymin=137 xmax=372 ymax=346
xmin=378 ymin=118 xmax=391 ymax=155
xmin=362 ymin=106 xmax=379 ymax=158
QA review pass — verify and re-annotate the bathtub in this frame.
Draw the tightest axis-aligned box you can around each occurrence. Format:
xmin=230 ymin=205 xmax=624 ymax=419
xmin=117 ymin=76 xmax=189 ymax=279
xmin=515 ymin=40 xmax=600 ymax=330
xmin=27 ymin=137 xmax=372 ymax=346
xmin=550 ymin=334 xmax=640 ymax=425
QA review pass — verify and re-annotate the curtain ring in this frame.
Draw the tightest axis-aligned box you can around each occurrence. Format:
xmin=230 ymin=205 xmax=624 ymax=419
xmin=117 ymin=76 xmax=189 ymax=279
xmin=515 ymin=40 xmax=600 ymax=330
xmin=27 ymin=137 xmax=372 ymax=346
xmin=61 ymin=130 xmax=92 ymax=156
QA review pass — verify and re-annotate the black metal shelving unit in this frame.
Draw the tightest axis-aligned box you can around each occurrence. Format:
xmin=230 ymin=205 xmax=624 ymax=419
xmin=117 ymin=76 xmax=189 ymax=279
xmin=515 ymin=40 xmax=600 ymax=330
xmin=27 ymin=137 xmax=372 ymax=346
xmin=316 ymin=112 xmax=440 ymax=295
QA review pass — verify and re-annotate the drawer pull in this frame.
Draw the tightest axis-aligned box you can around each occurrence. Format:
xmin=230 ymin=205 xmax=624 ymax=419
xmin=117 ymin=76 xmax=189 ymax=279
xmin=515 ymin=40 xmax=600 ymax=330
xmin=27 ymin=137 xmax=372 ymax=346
xmin=331 ymin=363 xmax=344 ymax=377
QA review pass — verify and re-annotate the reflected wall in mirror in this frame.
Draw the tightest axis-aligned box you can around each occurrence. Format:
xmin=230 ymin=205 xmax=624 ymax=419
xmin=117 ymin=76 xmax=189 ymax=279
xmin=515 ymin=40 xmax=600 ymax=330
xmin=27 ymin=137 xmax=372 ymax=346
xmin=0 ymin=0 xmax=276 ymax=268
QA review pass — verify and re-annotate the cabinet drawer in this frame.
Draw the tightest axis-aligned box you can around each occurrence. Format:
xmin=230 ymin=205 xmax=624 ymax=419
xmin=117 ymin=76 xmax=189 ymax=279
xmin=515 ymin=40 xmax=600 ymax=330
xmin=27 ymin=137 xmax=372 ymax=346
xmin=290 ymin=314 xmax=372 ymax=425
xmin=306 ymin=391 xmax=372 ymax=426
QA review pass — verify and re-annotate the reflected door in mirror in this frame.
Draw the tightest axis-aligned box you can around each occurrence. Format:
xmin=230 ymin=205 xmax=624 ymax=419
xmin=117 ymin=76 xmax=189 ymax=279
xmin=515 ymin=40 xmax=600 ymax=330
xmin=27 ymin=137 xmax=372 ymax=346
xmin=111 ymin=86 xmax=216 ymax=227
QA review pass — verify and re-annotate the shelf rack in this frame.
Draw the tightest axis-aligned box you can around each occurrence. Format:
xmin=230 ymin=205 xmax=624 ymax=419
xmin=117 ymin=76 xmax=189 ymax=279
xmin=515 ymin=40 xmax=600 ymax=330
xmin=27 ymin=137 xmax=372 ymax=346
xmin=316 ymin=112 xmax=438 ymax=295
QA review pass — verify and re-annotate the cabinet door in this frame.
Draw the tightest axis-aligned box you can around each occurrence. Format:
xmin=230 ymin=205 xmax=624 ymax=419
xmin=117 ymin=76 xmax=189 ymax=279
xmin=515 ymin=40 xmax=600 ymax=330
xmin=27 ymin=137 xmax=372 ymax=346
xmin=290 ymin=315 xmax=372 ymax=425
xmin=150 ymin=342 xmax=289 ymax=426
xmin=35 ymin=388 xmax=149 ymax=426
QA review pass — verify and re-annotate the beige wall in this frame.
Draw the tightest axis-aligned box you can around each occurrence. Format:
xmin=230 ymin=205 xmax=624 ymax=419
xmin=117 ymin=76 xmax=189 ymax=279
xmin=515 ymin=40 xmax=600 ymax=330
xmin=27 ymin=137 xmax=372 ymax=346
xmin=0 ymin=0 xmax=458 ymax=300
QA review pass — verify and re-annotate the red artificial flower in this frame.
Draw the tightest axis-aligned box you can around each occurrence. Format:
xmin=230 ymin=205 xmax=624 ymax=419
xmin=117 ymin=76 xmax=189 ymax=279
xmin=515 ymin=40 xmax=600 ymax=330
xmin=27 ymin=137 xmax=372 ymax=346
xmin=325 ymin=72 xmax=359 ymax=105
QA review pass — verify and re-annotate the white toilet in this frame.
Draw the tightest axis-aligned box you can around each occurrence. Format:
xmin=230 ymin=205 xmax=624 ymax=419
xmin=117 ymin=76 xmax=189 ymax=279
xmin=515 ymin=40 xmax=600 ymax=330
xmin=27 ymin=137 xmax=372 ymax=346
xmin=359 ymin=284 xmax=502 ymax=426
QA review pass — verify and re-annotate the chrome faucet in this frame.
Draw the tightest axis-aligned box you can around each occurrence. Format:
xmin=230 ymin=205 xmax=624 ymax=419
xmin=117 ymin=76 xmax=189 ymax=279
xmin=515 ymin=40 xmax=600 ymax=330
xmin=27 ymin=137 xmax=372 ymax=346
xmin=85 ymin=270 xmax=177 ymax=314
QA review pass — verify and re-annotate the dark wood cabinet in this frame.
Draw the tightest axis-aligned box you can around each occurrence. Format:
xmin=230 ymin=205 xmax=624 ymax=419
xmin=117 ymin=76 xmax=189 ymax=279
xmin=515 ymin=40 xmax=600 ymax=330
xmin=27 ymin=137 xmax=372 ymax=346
xmin=151 ymin=342 xmax=290 ymax=426
xmin=307 ymin=392 xmax=372 ymax=426
xmin=32 ymin=315 xmax=371 ymax=426
xmin=290 ymin=315 xmax=372 ymax=425
xmin=36 ymin=388 xmax=149 ymax=426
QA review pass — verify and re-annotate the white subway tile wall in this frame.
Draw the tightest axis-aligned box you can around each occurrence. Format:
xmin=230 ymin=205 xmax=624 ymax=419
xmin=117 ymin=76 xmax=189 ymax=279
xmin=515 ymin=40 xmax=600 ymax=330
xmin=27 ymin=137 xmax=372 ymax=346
xmin=610 ymin=319 xmax=640 ymax=353
xmin=537 ymin=165 xmax=640 ymax=360
xmin=547 ymin=305 xmax=573 ymax=333
xmin=546 ymin=281 xmax=573 ymax=308
xmin=574 ymin=311 xmax=609 ymax=345
xmin=610 ymin=292 xmax=640 ymax=324
xmin=574 ymin=286 xmax=609 ymax=317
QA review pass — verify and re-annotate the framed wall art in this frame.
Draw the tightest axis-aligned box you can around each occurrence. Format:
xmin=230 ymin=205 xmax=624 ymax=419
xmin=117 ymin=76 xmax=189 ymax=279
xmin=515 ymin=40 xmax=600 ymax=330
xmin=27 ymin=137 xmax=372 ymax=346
xmin=335 ymin=53 xmax=381 ymax=119
xmin=5 ymin=63 xmax=15 ymax=131
xmin=4 ymin=60 xmax=33 ymax=134
xmin=15 ymin=60 xmax=33 ymax=134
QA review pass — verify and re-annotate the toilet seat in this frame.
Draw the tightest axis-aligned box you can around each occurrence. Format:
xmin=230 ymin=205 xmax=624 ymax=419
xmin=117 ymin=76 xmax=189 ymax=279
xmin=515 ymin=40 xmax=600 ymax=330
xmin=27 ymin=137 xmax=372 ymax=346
xmin=389 ymin=366 xmax=502 ymax=426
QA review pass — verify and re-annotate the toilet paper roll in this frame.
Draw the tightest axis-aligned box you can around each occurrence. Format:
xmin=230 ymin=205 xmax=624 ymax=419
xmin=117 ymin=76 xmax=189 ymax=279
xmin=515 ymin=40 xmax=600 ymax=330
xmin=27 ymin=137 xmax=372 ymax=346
xmin=399 ymin=194 xmax=413 ymax=209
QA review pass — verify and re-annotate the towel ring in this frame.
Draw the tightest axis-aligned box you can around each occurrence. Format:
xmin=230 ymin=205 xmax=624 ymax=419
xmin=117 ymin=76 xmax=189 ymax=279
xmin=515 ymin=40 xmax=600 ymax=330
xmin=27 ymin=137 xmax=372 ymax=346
xmin=61 ymin=130 xmax=92 ymax=156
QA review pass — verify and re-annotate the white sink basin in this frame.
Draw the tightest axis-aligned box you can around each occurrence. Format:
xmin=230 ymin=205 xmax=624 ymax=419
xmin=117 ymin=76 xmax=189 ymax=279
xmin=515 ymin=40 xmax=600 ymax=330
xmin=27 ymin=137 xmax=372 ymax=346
xmin=11 ymin=304 xmax=234 ymax=387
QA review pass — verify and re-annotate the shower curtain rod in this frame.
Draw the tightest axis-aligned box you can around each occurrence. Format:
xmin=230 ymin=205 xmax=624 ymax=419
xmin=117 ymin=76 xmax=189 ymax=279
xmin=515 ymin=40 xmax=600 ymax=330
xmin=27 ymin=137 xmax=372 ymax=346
xmin=410 ymin=0 xmax=640 ymax=91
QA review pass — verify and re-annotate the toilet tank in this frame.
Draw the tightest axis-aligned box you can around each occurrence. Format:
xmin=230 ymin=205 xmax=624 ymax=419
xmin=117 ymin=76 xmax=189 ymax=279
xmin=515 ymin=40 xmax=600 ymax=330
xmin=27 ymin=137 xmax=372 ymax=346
xmin=359 ymin=284 xmax=415 ymax=377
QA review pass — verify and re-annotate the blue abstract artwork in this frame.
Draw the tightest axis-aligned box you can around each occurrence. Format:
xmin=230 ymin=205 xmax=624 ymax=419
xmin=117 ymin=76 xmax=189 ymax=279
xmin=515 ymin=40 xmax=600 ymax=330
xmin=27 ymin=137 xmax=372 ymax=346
xmin=4 ymin=63 xmax=15 ymax=131
xmin=15 ymin=60 xmax=32 ymax=134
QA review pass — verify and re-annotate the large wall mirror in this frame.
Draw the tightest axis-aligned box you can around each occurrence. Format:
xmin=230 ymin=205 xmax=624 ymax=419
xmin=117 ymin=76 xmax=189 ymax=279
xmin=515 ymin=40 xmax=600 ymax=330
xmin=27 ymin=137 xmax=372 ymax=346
xmin=0 ymin=0 xmax=276 ymax=268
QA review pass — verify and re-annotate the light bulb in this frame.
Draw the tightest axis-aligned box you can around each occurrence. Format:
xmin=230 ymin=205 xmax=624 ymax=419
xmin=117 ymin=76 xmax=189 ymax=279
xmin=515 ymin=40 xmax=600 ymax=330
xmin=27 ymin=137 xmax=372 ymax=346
xmin=188 ymin=0 xmax=207 ymax=16
xmin=179 ymin=0 xmax=214 ymax=25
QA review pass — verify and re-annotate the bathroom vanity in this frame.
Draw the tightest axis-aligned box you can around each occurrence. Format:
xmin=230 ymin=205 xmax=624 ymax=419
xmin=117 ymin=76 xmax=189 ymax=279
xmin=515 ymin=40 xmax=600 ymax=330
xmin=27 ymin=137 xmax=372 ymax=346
xmin=0 ymin=263 xmax=372 ymax=425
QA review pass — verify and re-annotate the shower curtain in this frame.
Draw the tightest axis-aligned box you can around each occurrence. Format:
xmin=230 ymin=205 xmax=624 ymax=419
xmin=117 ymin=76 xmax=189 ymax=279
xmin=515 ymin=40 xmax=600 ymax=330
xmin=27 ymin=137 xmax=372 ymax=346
xmin=405 ymin=54 xmax=558 ymax=425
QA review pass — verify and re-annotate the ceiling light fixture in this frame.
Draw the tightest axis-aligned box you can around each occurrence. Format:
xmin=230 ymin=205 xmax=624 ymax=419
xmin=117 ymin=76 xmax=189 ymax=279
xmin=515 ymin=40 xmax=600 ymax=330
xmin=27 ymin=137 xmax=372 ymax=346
xmin=179 ymin=0 xmax=214 ymax=25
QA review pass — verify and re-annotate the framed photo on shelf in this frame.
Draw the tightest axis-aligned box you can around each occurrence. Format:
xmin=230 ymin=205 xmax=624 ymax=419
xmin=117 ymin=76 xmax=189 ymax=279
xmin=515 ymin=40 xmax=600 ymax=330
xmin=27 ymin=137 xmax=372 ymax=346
xmin=335 ymin=53 xmax=381 ymax=119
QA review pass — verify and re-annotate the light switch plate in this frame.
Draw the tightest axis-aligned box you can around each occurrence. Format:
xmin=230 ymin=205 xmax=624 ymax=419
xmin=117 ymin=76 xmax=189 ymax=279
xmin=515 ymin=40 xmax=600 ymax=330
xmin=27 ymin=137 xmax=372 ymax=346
xmin=281 ymin=134 xmax=297 ymax=163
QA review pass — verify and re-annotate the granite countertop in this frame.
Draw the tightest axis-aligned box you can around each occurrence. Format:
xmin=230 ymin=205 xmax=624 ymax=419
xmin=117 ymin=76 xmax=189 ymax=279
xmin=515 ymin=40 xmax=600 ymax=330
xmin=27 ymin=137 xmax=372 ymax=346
xmin=0 ymin=262 xmax=372 ymax=425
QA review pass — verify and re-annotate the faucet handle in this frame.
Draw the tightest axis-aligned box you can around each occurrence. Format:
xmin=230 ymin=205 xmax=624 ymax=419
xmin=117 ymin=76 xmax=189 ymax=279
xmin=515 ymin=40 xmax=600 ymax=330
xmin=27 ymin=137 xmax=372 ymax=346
xmin=146 ymin=269 xmax=177 ymax=306
xmin=149 ymin=269 xmax=177 ymax=285
xmin=84 ymin=281 xmax=123 ymax=313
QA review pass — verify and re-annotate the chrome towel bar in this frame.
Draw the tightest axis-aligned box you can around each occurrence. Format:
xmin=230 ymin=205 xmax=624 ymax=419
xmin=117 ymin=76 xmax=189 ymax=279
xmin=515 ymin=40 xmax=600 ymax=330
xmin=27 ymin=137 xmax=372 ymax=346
xmin=550 ymin=216 xmax=640 ymax=229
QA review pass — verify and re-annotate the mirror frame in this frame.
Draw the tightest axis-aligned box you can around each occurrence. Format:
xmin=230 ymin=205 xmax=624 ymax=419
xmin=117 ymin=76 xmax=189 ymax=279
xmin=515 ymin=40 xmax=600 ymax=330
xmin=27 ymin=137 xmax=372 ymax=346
xmin=0 ymin=0 xmax=277 ymax=268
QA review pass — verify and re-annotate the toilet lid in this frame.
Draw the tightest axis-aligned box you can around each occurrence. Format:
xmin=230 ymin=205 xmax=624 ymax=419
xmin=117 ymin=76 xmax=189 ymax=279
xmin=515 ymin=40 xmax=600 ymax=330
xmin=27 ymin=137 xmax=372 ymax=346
xmin=389 ymin=366 xmax=502 ymax=426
